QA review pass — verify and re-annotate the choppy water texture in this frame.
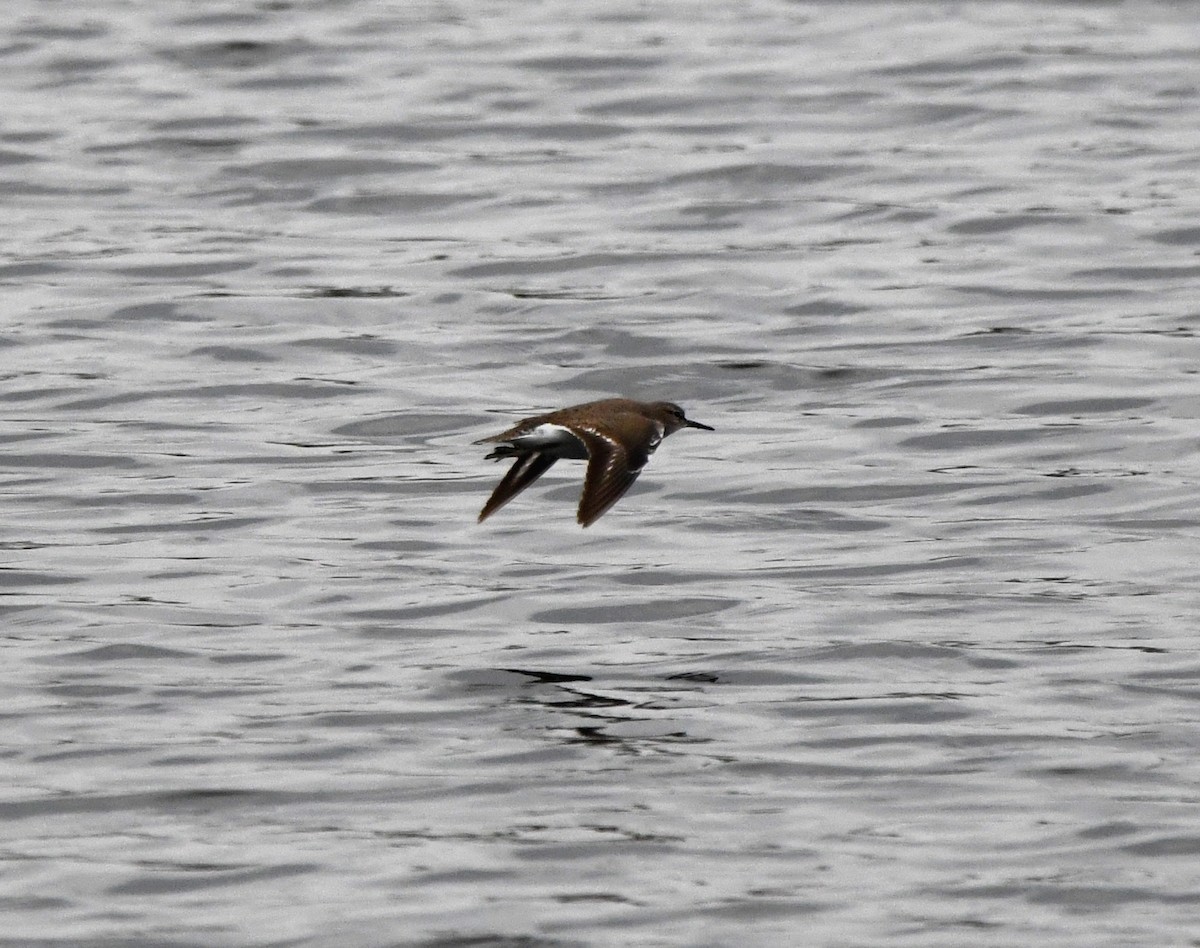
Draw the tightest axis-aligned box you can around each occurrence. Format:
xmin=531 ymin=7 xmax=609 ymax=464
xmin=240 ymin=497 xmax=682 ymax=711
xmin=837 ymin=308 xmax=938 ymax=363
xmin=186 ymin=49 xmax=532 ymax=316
xmin=4 ymin=2 xmax=1200 ymax=945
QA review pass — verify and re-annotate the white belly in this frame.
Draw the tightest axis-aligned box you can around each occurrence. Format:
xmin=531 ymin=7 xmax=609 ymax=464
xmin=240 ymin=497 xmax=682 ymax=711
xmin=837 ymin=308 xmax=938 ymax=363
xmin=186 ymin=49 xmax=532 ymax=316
xmin=510 ymin=423 xmax=589 ymax=459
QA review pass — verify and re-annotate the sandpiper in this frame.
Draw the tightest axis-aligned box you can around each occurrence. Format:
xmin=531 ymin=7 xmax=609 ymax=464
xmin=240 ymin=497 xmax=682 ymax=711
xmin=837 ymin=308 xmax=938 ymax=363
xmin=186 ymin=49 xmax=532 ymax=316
xmin=475 ymin=398 xmax=714 ymax=527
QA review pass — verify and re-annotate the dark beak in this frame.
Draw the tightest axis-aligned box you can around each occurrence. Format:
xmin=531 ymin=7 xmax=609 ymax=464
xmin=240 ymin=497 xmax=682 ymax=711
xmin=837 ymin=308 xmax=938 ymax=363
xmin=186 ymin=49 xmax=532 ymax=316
xmin=685 ymin=418 xmax=714 ymax=431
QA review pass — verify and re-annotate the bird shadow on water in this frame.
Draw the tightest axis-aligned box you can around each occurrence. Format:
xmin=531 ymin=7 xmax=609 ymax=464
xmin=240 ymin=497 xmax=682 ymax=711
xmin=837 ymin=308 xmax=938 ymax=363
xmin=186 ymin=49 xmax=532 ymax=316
xmin=442 ymin=664 xmax=722 ymax=756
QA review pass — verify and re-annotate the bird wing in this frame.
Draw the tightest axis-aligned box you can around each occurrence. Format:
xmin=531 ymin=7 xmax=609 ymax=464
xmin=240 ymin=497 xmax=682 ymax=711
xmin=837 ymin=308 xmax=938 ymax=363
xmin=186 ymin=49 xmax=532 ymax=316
xmin=574 ymin=417 xmax=662 ymax=527
xmin=477 ymin=452 xmax=558 ymax=522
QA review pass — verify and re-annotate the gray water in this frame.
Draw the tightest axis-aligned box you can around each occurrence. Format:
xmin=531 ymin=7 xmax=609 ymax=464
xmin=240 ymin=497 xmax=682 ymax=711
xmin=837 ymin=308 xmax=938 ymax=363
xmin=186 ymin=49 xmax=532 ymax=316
xmin=4 ymin=2 xmax=1200 ymax=945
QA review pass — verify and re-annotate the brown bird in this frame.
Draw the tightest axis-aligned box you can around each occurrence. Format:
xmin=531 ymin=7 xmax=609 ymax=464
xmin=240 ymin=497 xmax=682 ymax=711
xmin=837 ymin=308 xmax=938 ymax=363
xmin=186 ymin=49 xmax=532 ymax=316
xmin=475 ymin=398 xmax=714 ymax=527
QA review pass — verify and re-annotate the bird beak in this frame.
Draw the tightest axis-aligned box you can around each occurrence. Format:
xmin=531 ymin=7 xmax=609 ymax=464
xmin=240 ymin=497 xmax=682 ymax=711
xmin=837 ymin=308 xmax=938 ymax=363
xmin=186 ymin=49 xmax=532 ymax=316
xmin=685 ymin=418 xmax=714 ymax=431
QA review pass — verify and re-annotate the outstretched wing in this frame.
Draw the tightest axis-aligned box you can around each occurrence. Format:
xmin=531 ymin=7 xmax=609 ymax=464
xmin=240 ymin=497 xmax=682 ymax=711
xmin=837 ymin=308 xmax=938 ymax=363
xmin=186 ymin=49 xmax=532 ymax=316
xmin=478 ymin=452 xmax=558 ymax=522
xmin=574 ymin=416 xmax=662 ymax=527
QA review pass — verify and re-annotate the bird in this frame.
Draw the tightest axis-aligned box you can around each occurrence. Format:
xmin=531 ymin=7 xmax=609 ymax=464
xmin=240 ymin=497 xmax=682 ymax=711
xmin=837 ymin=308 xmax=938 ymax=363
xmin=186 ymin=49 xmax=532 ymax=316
xmin=475 ymin=397 xmax=714 ymax=527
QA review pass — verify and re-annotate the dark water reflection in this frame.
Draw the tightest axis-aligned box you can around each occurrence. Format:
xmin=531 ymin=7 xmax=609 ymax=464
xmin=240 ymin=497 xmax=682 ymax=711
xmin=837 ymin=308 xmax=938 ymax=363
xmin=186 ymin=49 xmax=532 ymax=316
xmin=4 ymin=1 xmax=1200 ymax=945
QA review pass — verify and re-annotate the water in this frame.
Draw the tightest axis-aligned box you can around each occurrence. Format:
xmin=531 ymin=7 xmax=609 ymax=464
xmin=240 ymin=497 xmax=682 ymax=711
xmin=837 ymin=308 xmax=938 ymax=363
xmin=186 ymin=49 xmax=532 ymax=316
xmin=4 ymin=1 xmax=1200 ymax=945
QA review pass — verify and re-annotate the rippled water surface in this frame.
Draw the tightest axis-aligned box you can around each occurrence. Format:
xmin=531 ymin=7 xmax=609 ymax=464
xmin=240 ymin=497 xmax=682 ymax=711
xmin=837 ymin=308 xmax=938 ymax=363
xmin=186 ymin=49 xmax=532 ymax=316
xmin=5 ymin=2 xmax=1200 ymax=945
